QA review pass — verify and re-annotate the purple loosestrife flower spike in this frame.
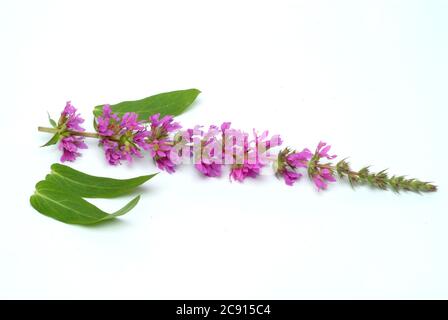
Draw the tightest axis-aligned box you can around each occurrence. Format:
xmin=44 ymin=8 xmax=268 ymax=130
xmin=38 ymin=101 xmax=437 ymax=194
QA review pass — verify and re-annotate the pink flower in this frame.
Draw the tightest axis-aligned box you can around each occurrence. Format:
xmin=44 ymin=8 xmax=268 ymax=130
xmin=286 ymin=148 xmax=313 ymax=168
xmin=316 ymin=141 xmax=336 ymax=160
xmin=188 ymin=124 xmax=224 ymax=178
xmin=275 ymin=148 xmax=311 ymax=186
xmin=230 ymin=162 xmax=263 ymax=182
xmin=195 ymin=162 xmax=222 ymax=177
xmin=147 ymin=139 xmax=172 ymax=157
xmin=227 ymin=125 xmax=280 ymax=182
xmin=149 ymin=114 xmax=181 ymax=133
xmin=309 ymin=141 xmax=337 ymax=191
xmin=121 ymin=112 xmax=145 ymax=131
xmin=59 ymin=136 xmax=87 ymax=162
xmin=97 ymin=104 xmax=119 ymax=136
xmin=133 ymin=131 xmax=151 ymax=151
xmin=283 ymin=170 xmax=302 ymax=186
xmin=57 ymin=101 xmax=87 ymax=162
xmin=312 ymin=168 xmax=336 ymax=190
xmin=147 ymin=113 xmax=181 ymax=173
xmin=61 ymin=101 xmax=85 ymax=132
xmin=155 ymin=156 xmax=176 ymax=173
xmin=96 ymin=105 xmax=150 ymax=165
xmin=102 ymin=140 xmax=122 ymax=166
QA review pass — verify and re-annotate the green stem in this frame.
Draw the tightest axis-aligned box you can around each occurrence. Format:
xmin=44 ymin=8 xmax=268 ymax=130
xmin=38 ymin=126 xmax=58 ymax=134
xmin=38 ymin=126 xmax=100 ymax=139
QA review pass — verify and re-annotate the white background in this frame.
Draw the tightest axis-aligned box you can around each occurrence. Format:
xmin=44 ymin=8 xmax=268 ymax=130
xmin=1 ymin=0 xmax=447 ymax=299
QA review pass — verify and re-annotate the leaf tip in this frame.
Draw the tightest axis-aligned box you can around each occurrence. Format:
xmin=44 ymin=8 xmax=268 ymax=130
xmin=149 ymin=172 xmax=159 ymax=178
xmin=50 ymin=163 xmax=63 ymax=171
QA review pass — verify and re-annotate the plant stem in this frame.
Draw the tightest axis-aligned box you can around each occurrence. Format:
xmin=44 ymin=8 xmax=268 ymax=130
xmin=38 ymin=126 xmax=100 ymax=139
xmin=69 ymin=131 xmax=100 ymax=138
xmin=38 ymin=126 xmax=58 ymax=134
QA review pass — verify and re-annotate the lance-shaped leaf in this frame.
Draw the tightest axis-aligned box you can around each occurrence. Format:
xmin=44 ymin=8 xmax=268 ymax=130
xmin=30 ymin=181 xmax=140 ymax=225
xmin=93 ymin=88 xmax=201 ymax=121
xmin=48 ymin=112 xmax=57 ymax=128
xmin=41 ymin=133 xmax=60 ymax=148
xmin=30 ymin=163 xmax=157 ymax=225
xmin=46 ymin=163 xmax=157 ymax=198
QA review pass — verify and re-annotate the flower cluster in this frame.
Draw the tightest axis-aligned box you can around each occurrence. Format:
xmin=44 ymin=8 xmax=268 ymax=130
xmin=95 ymin=106 xmax=181 ymax=171
xmin=307 ymin=141 xmax=337 ymax=190
xmin=58 ymin=102 xmax=87 ymax=162
xmin=146 ymin=114 xmax=181 ymax=173
xmin=96 ymin=105 xmax=150 ymax=165
xmin=39 ymin=102 xmax=436 ymax=193
xmin=227 ymin=128 xmax=282 ymax=182
xmin=274 ymin=147 xmax=312 ymax=186
xmin=187 ymin=123 xmax=225 ymax=177
xmin=183 ymin=123 xmax=282 ymax=181
xmin=274 ymin=141 xmax=338 ymax=190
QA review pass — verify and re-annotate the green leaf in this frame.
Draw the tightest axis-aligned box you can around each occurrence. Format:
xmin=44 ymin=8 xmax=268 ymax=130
xmin=47 ymin=163 xmax=157 ymax=198
xmin=30 ymin=180 xmax=140 ymax=225
xmin=48 ymin=112 xmax=57 ymax=128
xmin=30 ymin=163 xmax=157 ymax=225
xmin=93 ymin=88 xmax=201 ymax=121
xmin=41 ymin=133 xmax=60 ymax=147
